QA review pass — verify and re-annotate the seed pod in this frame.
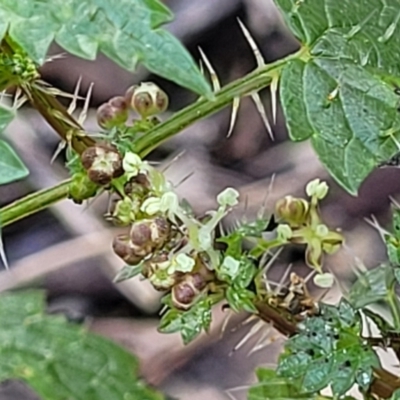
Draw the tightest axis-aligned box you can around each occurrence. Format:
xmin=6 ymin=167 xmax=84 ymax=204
xmin=130 ymin=221 xmax=152 ymax=247
xmin=172 ymin=280 xmax=196 ymax=310
xmin=130 ymin=82 xmax=168 ymax=118
xmin=96 ymin=96 xmax=128 ymax=129
xmin=149 ymin=265 xmax=179 ymax=291
xmin=142 ymin=251 xmax=170 ymax=278
xmin=150 ymin=217 xmax=171 ymax=247
xmin=275 ymin=196 xmax=309 ymax=226
xmin=171 ymin=273 xmax=207 ymax=310
xmin=124 ymin=173 xmax=151 ymax=196
xmin=81 ymin=144 xmax=124 ymax=185
xmin=112 ymin=235 xmax=143 ymax=265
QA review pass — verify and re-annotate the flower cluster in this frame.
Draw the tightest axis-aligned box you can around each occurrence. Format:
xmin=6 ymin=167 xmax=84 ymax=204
xmin=107 ymin=151 xmax=240 ymax=310
xmin=274 ymin=179 xmax=344 ymax=284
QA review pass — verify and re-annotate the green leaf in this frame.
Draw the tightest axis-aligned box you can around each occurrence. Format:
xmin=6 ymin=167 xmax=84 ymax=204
xmin=276 ymin=0 xmax=400 ymax=194
xmin=277 ymin=302 xmax=379 ymax=396
xmin=247 ymin=368 xmax=315 ymax=400
xmin=0 ymin=0 xmax=211 ymax=97
xmin=114 ymin=263 xmax=143 ymax=282
xmin=0 ymin=103 xmax=15 ymax=130
xmin=226 ymin=286 xmax=257 ymax=313
xmin=159 ymin=298 xmax=213 ymax=344
xmin=391 ymin=389 xmax=400 ymax=400
xmin=0 ymin=290 xmax=164 ymax=400
xmin=0 ymin=139 xmax=29 ymax=185
xmin=384 ymin=206 xmax=400 ymax=266
xmin=348 ymin=264 xmax=395 ymax=308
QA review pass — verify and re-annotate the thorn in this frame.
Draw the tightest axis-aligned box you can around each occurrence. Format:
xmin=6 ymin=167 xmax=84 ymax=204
xmin=33 ymin=80 xmax=85 ymax=100
xmin=229 ymin=318 xmax=262 ymax=355
xmin=0 ymin=237 xmax=9 ymax=270
xmin=259 ymin=173 xmax=276 ymax=218
xmin=390 ymin=195 xmax=400 ymax=209
xmin=161 ymin=150 xmax=186 ymax=172
xmin=174 ymin=170 xmax=195 ymax=188
xmin=68 ymin=76 xmax=82 ymax=115
xmin=199 ymin=58 xmax=204 ymax=77
xmin=50 ymin=140 xmax=66 ymax=164
xmin=78 ymin=82 xmax=94 ymax=125
xmin=261 ymin=247 xmax=283 ymax=290
xmin=220 ymin=309 xmax=233 ymax=339
xmin=274 ymin=263 xmax=293 ymax=295
xmin=364 ymin=214 xmax=390 ymax=241
xmin=251 ymin=92 xmax=274 ymax=140
xmin=45 ymin=52 xmax=67 ymax=63
xmin=304 ymin=268 xmax=316 ymax=284
xmin=237 ymin=18 xmax=265 ymax=68
xmin=198 ymin=47 xmax=220 ymax=92
xmin=227 ymin=96 xmax=240 ymax=138
xmin=270 ymin=74 xmax=279 ymax=124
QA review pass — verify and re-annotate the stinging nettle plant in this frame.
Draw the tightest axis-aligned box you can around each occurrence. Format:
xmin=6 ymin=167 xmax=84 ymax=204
xmin=1 ymin=0 xmax=400 ymax=399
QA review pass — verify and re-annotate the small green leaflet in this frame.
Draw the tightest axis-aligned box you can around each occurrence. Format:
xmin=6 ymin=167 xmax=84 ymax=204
xmin=383 ymin=207 xmax=400 ymax=278
xmin=247 ymin=368 xmax=316 ymax=400
xmin=0 ymin=104 xmax=27 ymax=186
xmin=0 ymin=290 xmax=164 ymax=400
xmin=0 ymin=0 xmax=211 ymax=97
xmin=277 ymin=301 xmax=380 ymax=396
xmin=275 ymin=0 xmax=400 ymax=194
xmin=0 ymin=140 xmax=29 ymax=185
xmin=348 ymin=264 xmax=395 ymax=308
xmin=159 ymin=298 xmax=213 ymax=344
xmin=114 ymin=263 xmax=143 ymax=282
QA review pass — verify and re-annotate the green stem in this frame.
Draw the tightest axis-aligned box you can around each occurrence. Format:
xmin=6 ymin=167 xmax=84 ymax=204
xmin=387 ymin=285 xmax=400 ymax=331
xmin=134 ymin=56 xmax=289 ymax=156
xmin=0 ymin=180 xmax=71 ymax=227
xmin=0 ymin=52 xmax=296 ymax=230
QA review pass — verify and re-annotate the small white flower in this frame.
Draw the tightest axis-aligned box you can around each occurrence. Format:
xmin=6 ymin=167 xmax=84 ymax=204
xmin=306 ymin=179 xmax=329 ymax=200
xmin=123 ymin=152 xmax=151 ymax=178
xmin=221 ymin=256 xmax=240 ymax=278
xmin=313 ymin=272 xmax=335 ymax=288
xmin=217 ymin=187 xmax=239 ymax=207
xmin=277 ymin=224 xmax=293 ymax=241
xmin=198 ymin=227 xmax=213 ymax=250
xmin=160 ymin=191 xmax=179 ymax=214
xmin=173 ymin=253 xmax=195 ymax=273
xmin=141 ymin=196 xmax=161 ymax=215
xmin=315 ymin=224 xmax=329 ymax=237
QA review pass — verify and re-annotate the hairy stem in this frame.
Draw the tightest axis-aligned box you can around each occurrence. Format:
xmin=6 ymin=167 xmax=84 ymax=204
xmin=25 ymin=84 xmax=95 ymax=154
xmin=0 ymin=52 xmax=294 ymax=229
xmin=134 ymin=58 xmax=287 ymax=156
xmin=0 ymin=180 xmax=70 ymax=227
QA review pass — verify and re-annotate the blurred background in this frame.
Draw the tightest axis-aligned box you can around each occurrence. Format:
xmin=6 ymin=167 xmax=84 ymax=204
xmin=1 ymin=0 xmax=400 ymax=398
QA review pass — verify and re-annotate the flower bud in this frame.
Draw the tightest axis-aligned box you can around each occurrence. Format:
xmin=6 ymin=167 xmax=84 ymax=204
xmin=275 ymin=195 xmax=309 ymax=226
xmin=112 ymin=235 xmax=143 ymax=265
xmin=68 ymin=172 xmax=98 ymax=203
xmin=142 ymin=251 xmax=170 ymax=278
xmin=306 ymin=179 xmax=329 ymax=200
xmin=124 ymin=173 xmax=151 ymax=196
xmin=112 ymin=197 xmax=140 ymax=226
xmin=130 ymin=82 xmax=168 ymax=118
xmin=149 ymin=264 xmax=179 ymax=291
xmin=96 ymin=96 xmax=128 ymax=129
xmin=81 ymin=144 xmax=124 ymax=185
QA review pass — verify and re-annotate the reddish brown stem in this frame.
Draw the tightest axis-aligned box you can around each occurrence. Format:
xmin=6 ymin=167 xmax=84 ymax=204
xmin=256 ymin=302 xmax=400 ymax=398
